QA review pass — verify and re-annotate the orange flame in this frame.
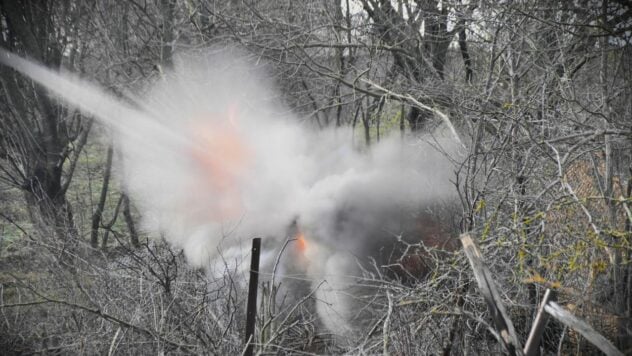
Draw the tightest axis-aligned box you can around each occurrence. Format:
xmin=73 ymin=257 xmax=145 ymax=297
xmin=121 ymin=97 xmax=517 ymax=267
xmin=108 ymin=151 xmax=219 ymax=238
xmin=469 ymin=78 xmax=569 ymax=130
xmin=296 ymin=231 xmax=308 ymax=254
xmin=187 ymin=109 xmax=252 ymax=221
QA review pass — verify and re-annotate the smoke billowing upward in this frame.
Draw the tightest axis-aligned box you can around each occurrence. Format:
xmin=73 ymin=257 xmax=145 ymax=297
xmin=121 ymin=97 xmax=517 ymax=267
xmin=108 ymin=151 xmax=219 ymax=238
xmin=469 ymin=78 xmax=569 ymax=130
xmin=0 ymin=48 xmax=463 ymax=336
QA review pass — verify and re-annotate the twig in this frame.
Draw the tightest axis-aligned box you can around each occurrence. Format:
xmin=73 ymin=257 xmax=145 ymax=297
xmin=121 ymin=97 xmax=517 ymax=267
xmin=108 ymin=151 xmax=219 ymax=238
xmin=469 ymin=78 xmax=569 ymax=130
xmin=382 ymin=291 xmax=393 ymax=355
xmin=263 ymin=281 xmax=325 ymax=348
xmin=107 ymin=327 xmax=122 ymax=356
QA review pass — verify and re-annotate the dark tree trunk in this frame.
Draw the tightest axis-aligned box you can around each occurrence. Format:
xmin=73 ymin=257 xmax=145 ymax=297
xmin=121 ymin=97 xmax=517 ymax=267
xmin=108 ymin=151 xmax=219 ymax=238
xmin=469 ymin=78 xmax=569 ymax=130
xmin=1 ymin=0 xmax=81 ymax=242
xmin=360 ymin=0 xmax=459 ymax=133
xmin=123 ymin=194 xmax=140 ymax=248
xmin=407 ymin=107 xmax=433 ymax=132
xmin=91 ymin=145 xmax=114 ymax=248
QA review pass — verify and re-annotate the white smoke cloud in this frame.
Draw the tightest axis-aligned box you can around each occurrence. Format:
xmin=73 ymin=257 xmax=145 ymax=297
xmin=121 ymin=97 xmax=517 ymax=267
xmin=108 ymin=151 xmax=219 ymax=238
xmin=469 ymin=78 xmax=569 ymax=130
xmin=0 ymin=47 xmax=463 ymax=336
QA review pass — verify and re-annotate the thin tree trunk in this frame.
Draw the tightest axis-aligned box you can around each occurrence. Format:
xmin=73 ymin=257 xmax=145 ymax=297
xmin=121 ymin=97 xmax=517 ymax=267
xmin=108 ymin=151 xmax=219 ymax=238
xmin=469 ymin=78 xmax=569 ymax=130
xmin=458 ymin=25 xmax=473 ymax=84
xmin=160 ymin=0 xmax=176 ymax=68
xmin=122 ymin=194 xmax=139 ymax=248
xmin=361 ymin=103 xmax=370 ymax=147
xmin=101 ymin=194 xmax=124 ymax=250
xmin=91 ymin=144 xmax=114 ymax=248
xmin=399 ymin=104 xmax=405 ymax=138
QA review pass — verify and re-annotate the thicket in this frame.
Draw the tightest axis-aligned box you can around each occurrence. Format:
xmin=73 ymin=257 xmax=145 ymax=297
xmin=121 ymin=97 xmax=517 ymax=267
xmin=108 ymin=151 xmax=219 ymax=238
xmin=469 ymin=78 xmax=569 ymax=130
xmin=1 ymin=1 xmax=631 ymax=354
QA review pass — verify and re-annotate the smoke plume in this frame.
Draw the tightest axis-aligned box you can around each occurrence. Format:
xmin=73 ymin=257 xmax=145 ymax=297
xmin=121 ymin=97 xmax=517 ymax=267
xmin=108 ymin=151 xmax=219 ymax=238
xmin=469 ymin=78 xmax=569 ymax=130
xmin=0 ymin=48 xmax=463 ymax=336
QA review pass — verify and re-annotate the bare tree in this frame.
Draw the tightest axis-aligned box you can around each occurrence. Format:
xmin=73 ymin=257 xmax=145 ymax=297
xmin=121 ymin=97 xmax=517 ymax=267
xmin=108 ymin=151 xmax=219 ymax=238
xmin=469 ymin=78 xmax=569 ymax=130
xmin=0 ymin=1 xmax=95 ymax=243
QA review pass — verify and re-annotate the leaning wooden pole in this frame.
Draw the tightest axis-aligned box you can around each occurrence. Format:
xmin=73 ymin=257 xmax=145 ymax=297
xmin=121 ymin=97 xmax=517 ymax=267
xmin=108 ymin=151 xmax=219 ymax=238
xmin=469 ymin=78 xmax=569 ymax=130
xmin=460 ymin=233 xmax=524 ymax=355
xmin=523 ymin=289 xmax=555 ymax=356
xmin=544 ymin=301 xmax=623 ymax=356
xmin=244 ymin=237 xmax=262 ymax=356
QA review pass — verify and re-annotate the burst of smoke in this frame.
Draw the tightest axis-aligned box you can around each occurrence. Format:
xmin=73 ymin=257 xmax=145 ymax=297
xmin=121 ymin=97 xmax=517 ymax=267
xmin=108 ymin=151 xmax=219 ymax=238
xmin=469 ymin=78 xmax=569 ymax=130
xmin=0 ymin=48 xmax=463 ymax=336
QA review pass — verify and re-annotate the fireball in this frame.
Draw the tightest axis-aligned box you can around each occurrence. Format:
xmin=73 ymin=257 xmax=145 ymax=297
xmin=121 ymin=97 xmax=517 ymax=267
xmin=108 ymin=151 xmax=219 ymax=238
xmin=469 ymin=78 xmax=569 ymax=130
xmin=187 ymin=108 xmax=252 ymax=222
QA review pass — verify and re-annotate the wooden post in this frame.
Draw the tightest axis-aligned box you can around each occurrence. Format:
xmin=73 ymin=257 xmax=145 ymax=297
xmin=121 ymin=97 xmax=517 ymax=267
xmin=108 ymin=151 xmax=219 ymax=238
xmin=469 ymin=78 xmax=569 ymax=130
xmin=461 ymin=232 xmax=623 ymax=356
xmin=544 ymin=301 xmax=623 ymax=356
xmin=523 ymin=289 xmax=555 ymax=356
xmin=244 ymin=237 xmax=261 ymax=356
xmin=460 ymin=233 xmax=524 ymax=355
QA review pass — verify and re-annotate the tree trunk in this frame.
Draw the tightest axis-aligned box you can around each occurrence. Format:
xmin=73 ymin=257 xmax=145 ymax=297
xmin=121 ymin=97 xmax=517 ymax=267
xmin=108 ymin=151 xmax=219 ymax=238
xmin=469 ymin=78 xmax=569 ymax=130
xmin=123 ymin=194 xmax=140 ymax=248
xmin=2 ymin=0 xmax=79 ymax=243
xmin=360 ymin=0 xmax=456 ymax=133
xmin=91 ymin=144 xmax=114 ymax=248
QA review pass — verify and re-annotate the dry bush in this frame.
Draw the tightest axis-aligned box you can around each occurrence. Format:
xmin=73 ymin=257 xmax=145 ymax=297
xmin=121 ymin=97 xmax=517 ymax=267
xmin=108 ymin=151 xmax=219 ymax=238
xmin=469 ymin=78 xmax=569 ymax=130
xmin=0 ymin=232 xmax=248 ymax=355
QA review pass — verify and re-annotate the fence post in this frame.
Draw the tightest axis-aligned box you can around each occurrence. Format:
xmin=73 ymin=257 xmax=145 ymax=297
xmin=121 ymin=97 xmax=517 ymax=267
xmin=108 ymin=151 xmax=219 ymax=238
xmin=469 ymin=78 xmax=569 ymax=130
xmin=244 ymin=237 xmax=261 ymax=356
xmin=524 ymin=288 xmax=555 ymax=356
xmin=460 ymin=233 xmax=524 ymax=355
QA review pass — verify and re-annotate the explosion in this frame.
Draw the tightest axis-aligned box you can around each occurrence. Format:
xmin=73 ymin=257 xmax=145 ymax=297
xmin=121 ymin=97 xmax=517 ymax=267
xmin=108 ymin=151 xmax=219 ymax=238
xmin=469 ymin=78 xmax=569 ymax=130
xmin=0 ymin=48 xmax=462 ymax=337
xmin=187 ymin=109 xmax=251 ymax=222
xmin=295 ymin=231 xmax=308 ymax=254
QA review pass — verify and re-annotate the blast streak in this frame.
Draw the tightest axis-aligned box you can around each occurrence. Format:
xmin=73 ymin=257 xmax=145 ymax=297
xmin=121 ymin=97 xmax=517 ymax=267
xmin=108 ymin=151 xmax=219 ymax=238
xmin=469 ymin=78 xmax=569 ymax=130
xmin=0 ymin=49 xmax=191 ymax=155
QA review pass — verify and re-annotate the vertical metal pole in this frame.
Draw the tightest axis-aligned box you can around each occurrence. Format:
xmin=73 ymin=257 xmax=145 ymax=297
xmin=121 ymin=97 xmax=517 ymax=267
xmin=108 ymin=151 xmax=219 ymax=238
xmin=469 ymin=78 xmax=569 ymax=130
xmin=244 ymin=237 xmax=261 ymax=356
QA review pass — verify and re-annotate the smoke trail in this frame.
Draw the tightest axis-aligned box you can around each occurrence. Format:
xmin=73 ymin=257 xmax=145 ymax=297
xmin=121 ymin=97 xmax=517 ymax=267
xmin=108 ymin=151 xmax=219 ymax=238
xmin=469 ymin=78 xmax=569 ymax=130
xmin=0 ymin=48 xmax=462 ymax=335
